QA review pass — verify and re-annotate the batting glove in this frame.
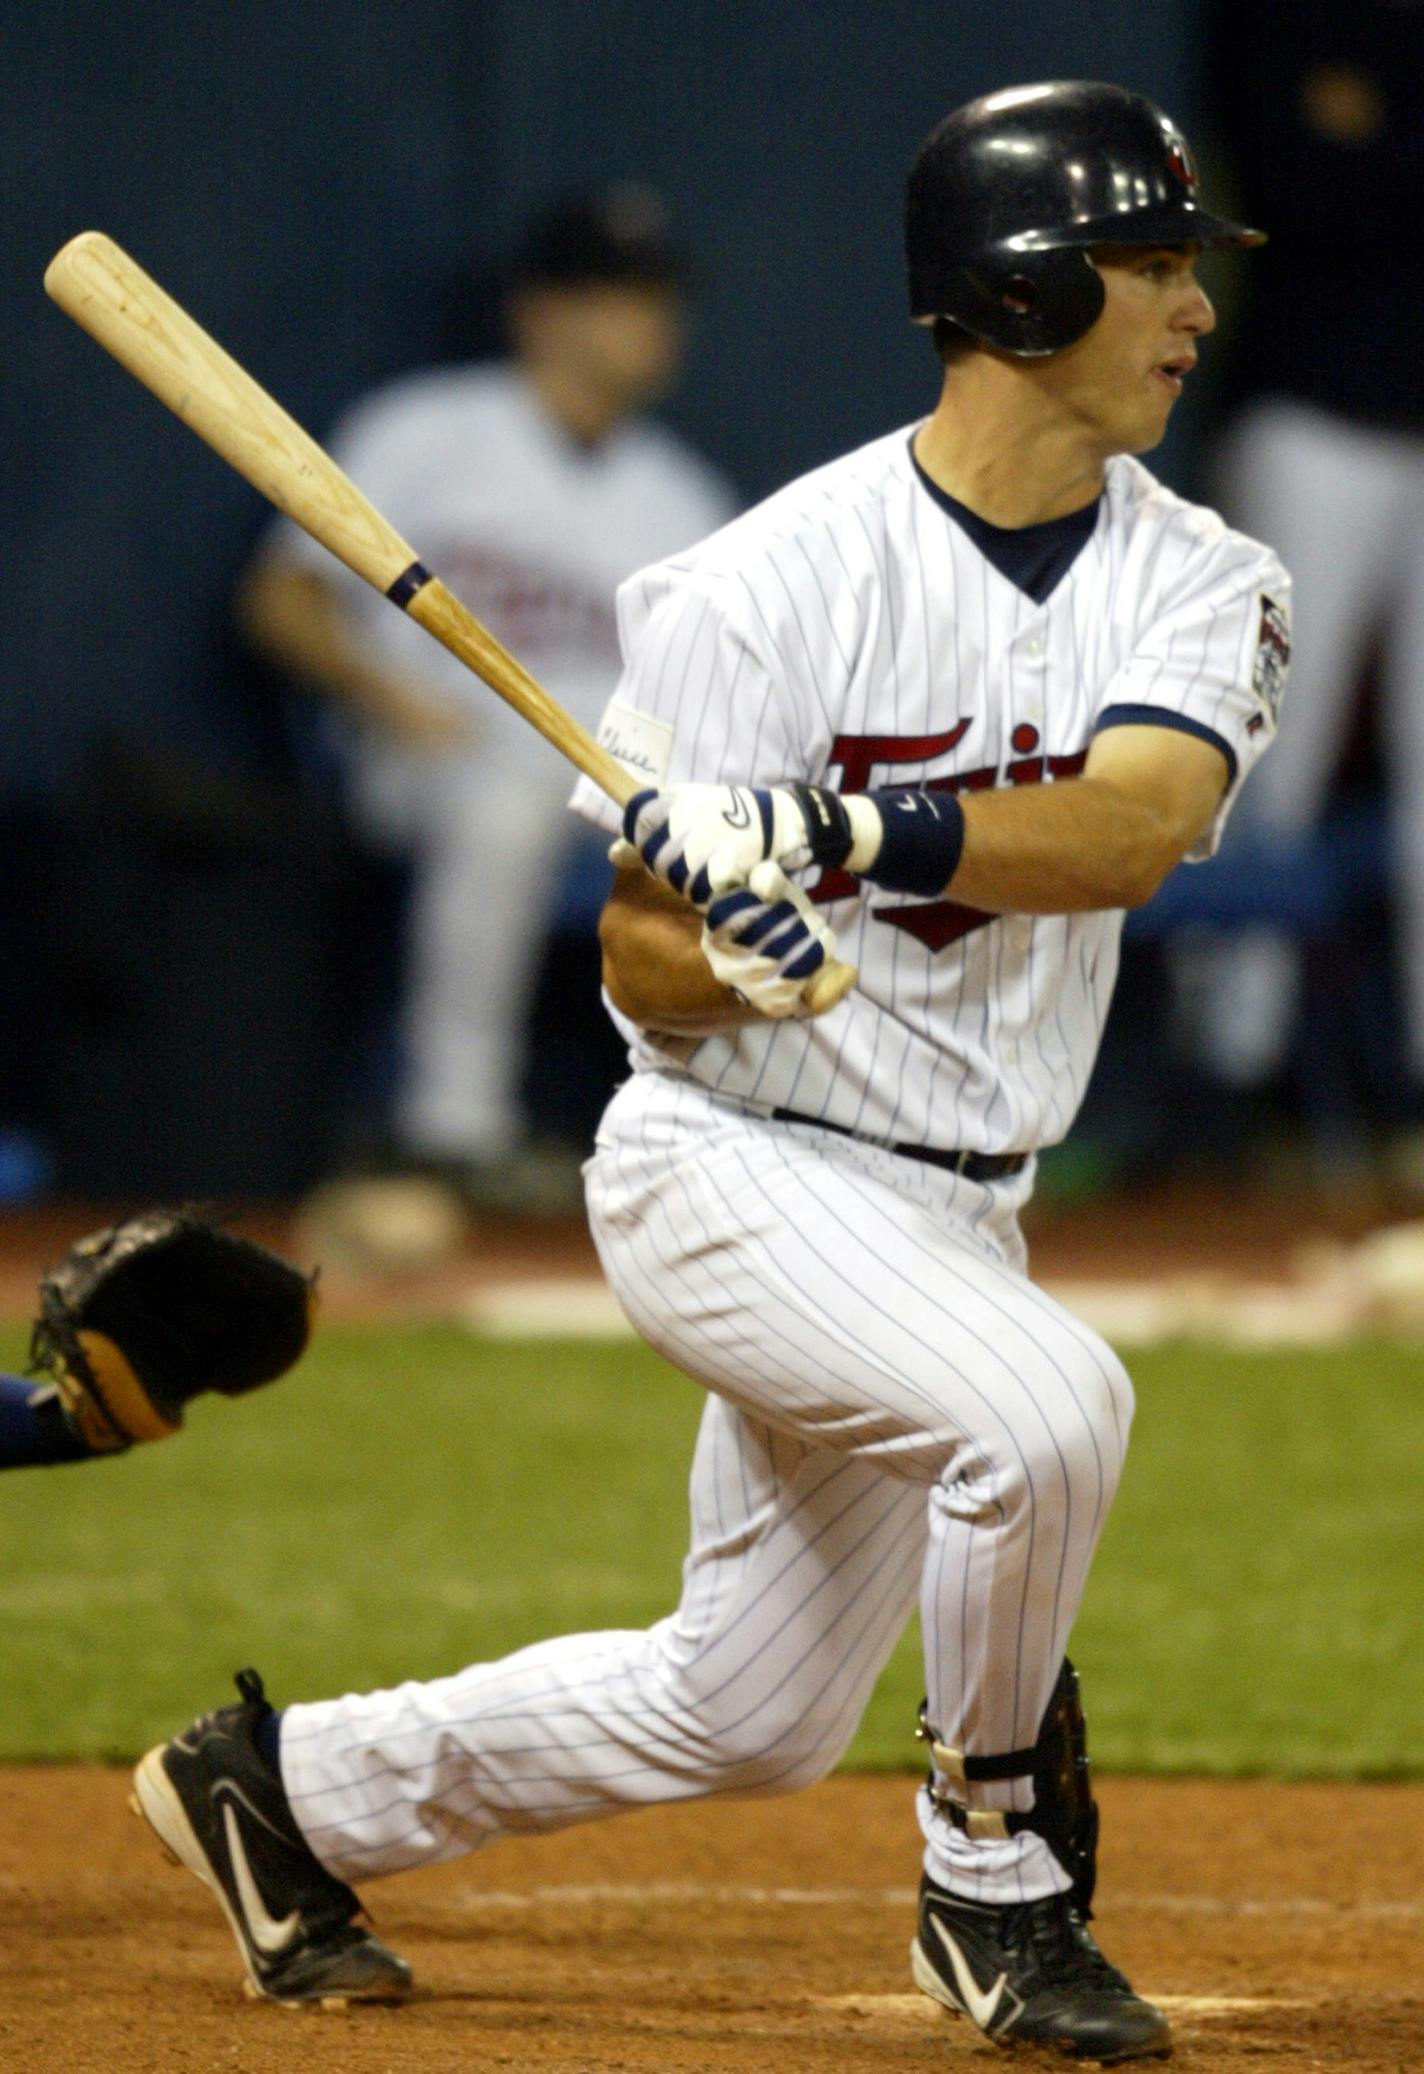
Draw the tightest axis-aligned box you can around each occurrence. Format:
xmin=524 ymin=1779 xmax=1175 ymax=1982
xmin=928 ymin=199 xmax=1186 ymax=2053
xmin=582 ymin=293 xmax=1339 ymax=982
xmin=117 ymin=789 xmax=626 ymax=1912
xmin=701 ymin=862 xmax=839 ymax=1018
xmin=615 ymin=783 xmax=860 ymax=905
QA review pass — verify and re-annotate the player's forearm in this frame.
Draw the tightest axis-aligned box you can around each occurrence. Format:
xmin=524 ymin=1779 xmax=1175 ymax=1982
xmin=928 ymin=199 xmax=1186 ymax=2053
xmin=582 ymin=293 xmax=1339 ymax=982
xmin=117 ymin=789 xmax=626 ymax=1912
xmin=827 ymin=777 xmax=1191 ymax=913
xmin=599 ymin=874 xmax=767 ymax=1034
xmin=948 ymin=777 xmax=1192 ymax=912
xmin=624 ymin=737 xmax=1223 ymax=933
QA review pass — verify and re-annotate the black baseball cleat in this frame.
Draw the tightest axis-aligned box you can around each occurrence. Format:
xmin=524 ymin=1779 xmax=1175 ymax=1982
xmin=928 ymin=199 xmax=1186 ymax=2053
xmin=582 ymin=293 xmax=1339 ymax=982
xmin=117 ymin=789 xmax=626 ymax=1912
xmin=131 ymin=1667 xmax=412 ymax=2008
xmin=911 ymin=1876 xmax=1171 ymax=2062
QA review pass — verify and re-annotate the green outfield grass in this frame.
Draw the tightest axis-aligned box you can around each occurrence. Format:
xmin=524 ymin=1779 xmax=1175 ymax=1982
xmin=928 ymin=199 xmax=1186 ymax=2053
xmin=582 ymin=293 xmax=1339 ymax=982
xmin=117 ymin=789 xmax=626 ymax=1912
xmin=1 ymin=1323 xmax=1420 ymax=1774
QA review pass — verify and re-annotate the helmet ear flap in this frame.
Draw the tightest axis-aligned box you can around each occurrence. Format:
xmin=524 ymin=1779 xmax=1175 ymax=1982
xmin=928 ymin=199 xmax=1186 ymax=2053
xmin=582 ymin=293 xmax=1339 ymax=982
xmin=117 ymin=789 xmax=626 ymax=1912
xmin=935 ymin=247 xmax=1106 ymax=358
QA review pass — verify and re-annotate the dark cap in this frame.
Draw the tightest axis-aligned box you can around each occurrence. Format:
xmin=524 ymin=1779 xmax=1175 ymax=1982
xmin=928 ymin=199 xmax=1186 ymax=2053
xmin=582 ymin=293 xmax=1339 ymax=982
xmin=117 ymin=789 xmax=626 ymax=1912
xmin=511 ymin=181 xmax=690 ymax=291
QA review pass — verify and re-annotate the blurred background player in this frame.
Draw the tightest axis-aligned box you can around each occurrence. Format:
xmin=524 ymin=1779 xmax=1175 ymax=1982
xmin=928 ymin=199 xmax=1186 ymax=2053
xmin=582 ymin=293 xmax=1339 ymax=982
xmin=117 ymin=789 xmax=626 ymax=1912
xmin=238 ymin=183 xmax=735 ymax=1211
xmin=1191 ymin=0 xmax=1424 ymax=1163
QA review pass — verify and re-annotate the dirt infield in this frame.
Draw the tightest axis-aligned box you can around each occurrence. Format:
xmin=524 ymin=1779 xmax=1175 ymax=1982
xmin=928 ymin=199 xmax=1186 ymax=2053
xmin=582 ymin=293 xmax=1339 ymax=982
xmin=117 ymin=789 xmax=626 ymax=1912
xmin=2 ymin=1771 xmax=1419 ymax=2073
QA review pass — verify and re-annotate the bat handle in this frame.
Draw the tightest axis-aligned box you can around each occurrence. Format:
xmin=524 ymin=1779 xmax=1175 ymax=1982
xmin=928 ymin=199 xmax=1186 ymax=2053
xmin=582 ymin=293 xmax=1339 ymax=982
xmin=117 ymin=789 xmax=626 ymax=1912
xmin=403 ymin=585 xmax=858 ymax=1013
xmin=803 ymin=956 xmax=858 ymax=1016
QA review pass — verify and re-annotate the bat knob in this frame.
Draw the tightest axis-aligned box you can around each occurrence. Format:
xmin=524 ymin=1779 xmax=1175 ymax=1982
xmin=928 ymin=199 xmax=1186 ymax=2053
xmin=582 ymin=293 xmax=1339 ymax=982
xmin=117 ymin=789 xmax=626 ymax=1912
xmin=804 ymin=958 xmax=857 ymax=1016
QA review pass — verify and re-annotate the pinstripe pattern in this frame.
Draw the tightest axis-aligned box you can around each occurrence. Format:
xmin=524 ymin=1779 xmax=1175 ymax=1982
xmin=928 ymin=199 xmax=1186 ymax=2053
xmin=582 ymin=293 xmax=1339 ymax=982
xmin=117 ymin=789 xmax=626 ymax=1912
xmin=275 ymin=422 xmax=1285 ymax=1919
xmin=282 ymin=1387 xmax=927 ymax=1877
xmin=282 ymin=1076 xmax=1132 ymax=1905
xmin=574 ymin=427 xmax=1289 ymax=1151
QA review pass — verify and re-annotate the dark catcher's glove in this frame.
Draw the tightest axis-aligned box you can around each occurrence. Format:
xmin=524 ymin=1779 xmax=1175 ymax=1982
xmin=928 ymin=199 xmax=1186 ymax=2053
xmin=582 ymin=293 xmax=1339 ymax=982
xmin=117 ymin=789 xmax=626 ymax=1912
xmin=28 ymin=1210 xmax=315 ymax=1453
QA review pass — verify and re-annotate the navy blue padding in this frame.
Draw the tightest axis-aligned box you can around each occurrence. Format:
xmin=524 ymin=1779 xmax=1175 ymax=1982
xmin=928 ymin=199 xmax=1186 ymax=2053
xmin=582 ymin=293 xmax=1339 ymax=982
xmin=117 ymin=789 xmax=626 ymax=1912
xmin=548 ymin=826 xmax=617 ymax=933
xmin=910 ymin=447 xmax=1100 ymax=603
xmin=1093 ymin=703 xmax=1238 ymax=787
xmin=1125 ymin=800 xmax=1388 ymax=939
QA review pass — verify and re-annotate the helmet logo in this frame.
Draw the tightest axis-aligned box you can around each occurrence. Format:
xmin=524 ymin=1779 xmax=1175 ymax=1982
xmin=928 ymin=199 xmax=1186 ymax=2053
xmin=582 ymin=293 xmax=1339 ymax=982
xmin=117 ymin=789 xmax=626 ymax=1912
xmin=1165 ymin=137 xmax=1198 ymax=192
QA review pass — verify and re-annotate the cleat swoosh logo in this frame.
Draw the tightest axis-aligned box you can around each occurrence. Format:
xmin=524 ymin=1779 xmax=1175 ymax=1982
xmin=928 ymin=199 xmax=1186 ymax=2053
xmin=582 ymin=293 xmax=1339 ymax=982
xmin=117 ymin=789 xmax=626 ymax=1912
xmin=929 ymin=1915 xmax=1015 ymax=2035
xmin=721 ymin=791 xmax=752 ymax=829
xmin=221 ymin=1801 xmax=302 ymax=1955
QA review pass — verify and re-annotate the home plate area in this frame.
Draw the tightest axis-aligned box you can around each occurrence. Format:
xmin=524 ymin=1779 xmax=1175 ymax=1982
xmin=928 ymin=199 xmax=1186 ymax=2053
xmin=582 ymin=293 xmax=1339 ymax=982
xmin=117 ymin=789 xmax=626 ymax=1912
xmin=5 ymin=1770 xmax=1422 ymax=2074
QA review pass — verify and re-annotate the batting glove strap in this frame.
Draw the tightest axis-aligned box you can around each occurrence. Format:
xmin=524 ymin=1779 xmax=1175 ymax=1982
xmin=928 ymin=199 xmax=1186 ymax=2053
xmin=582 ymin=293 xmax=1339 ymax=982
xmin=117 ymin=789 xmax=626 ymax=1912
xmin=858 ymin=787 xmax=966 ymax=897
xmin=786 ymin=784 xmax=855 ymax=870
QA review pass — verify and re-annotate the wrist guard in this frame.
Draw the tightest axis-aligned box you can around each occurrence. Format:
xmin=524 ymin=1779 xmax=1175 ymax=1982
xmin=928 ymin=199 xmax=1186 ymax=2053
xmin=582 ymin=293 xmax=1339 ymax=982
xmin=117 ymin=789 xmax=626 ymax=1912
xmin=862 ymin=788 xmax=966 ymax=897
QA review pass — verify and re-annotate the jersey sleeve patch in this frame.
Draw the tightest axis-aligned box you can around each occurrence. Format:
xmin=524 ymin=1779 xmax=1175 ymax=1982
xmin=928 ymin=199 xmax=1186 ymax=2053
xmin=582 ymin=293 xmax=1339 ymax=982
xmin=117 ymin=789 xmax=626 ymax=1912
xmin=594 ymin=698 xmax=674 ymax=787
xmin=1252 ymin=593 xmax=1290 ymax=721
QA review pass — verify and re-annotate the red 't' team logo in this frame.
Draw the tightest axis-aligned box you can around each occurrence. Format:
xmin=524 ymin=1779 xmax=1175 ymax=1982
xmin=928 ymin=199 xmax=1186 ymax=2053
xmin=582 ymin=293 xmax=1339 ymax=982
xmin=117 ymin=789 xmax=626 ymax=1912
xmin=1164 ymin=138 xmax=1197 ymax=192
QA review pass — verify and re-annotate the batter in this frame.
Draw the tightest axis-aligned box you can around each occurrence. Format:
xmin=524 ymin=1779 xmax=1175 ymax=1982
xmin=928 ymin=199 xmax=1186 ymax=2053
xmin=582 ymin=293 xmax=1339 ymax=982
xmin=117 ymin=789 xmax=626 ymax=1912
xmin=133 ymin=83 xmax=1287 ymax=2062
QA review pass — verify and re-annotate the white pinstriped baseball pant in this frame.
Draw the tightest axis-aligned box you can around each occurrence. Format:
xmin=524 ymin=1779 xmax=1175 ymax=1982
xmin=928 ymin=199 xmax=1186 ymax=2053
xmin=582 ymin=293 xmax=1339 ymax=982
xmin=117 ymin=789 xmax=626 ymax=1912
xmin=280 ymin=1071 xmax=1134 ymax=1907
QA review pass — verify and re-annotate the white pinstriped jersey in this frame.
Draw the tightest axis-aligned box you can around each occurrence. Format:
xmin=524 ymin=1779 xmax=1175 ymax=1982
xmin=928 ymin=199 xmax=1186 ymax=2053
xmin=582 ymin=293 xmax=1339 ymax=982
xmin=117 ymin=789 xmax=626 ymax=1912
xmin=572 ymin=423 xmax=1289 ymax=1154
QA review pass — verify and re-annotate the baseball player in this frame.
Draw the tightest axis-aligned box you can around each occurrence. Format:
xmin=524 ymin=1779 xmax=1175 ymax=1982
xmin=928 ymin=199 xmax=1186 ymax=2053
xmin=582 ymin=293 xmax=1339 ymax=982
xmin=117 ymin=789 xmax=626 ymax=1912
xmin=132 ymin=84 xmax=1287 ymax=2060
xmin=240 ymin=184 xmax=734 ymax=1205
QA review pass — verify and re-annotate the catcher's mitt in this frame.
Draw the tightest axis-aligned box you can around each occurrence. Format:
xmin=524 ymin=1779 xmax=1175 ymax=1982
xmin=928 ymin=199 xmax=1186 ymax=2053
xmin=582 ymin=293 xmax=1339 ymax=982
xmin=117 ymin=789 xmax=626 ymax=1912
xmin=28 ymin=1210 xmax=315 ymax=1453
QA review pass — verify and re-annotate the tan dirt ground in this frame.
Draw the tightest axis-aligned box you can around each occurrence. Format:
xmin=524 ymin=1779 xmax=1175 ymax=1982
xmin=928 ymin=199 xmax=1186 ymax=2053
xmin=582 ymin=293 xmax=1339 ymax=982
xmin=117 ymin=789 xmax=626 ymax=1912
xmin=2 ymin=1771 xmax=1421 ymax=2074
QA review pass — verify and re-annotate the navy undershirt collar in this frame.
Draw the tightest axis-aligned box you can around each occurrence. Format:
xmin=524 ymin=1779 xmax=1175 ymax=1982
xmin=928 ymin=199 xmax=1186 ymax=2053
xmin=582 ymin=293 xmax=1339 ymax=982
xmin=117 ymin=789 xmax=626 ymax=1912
xmin=910 ymin=442 xmax=1101 ymax=605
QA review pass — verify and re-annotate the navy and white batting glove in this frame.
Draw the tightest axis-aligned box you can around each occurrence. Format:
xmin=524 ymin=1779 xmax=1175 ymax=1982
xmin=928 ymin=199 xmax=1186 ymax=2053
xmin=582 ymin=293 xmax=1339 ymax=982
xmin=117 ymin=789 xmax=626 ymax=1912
xmin=613 ymin=783 xmax=857 ymax=904
xmin=701 ymin=861 xmax=839 ymax=1019
xmin=612 ymin=781 xmax=965 ymax=904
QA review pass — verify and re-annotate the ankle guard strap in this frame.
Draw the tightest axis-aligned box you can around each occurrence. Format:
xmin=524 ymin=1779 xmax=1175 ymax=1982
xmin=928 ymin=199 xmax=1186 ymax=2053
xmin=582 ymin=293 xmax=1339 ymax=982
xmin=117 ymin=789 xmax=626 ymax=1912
xmin=917 ymin=1658 xmax=1100 ymax=1914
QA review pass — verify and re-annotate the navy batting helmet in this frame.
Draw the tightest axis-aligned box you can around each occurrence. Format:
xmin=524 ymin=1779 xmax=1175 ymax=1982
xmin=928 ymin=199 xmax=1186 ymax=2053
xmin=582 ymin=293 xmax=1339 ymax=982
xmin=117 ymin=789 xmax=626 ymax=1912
xmin=906 ymin=81 xmax=1264 ymax=358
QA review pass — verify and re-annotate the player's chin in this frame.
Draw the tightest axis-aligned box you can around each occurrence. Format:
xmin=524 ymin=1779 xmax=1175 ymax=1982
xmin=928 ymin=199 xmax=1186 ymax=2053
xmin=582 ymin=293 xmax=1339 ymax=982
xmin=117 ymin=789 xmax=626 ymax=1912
xmin=1117 ymin=393 xmax=1177 ymax=454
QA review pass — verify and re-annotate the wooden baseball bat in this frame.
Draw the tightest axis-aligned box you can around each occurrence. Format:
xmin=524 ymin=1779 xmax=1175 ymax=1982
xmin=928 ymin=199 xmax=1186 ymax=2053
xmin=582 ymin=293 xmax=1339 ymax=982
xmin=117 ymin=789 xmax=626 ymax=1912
xmin=43 ymin=230 xmax=856 ymax=1016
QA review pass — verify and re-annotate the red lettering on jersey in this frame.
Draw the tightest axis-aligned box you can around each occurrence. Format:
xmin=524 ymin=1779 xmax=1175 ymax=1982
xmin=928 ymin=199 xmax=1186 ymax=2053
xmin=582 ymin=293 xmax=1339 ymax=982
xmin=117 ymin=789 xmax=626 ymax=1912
xmin=811 ymin=725 xmax=1091 ymax=950
xmin=811 ymin=724 xmax=973 ymax=902
xmin=873 ymin=897 xmax=990 ymax=952
xmin=826 ymin=724 xmax=972 ymax=794
xmin=937 ymin=764 xmax=997 ymax=794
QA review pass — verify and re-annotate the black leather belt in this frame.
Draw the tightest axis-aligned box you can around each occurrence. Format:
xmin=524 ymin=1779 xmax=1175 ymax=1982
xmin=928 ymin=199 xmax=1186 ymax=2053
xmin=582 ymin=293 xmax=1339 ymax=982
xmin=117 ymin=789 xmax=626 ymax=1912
xmin=770 ymin=1108 xmax=1029 ymax=1183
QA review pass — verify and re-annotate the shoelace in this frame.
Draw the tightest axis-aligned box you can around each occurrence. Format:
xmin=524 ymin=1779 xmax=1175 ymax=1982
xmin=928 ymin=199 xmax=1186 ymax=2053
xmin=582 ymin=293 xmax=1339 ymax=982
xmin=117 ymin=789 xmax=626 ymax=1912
xmin=1011 ymin=1897 xmax=1132 ymax=1993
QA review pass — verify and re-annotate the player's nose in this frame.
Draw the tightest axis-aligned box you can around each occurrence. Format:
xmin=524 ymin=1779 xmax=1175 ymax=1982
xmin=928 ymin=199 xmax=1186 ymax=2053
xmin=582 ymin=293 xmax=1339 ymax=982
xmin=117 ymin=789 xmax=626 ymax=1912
xmin=1179 ymin=279 xmax=1215 ymax=335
